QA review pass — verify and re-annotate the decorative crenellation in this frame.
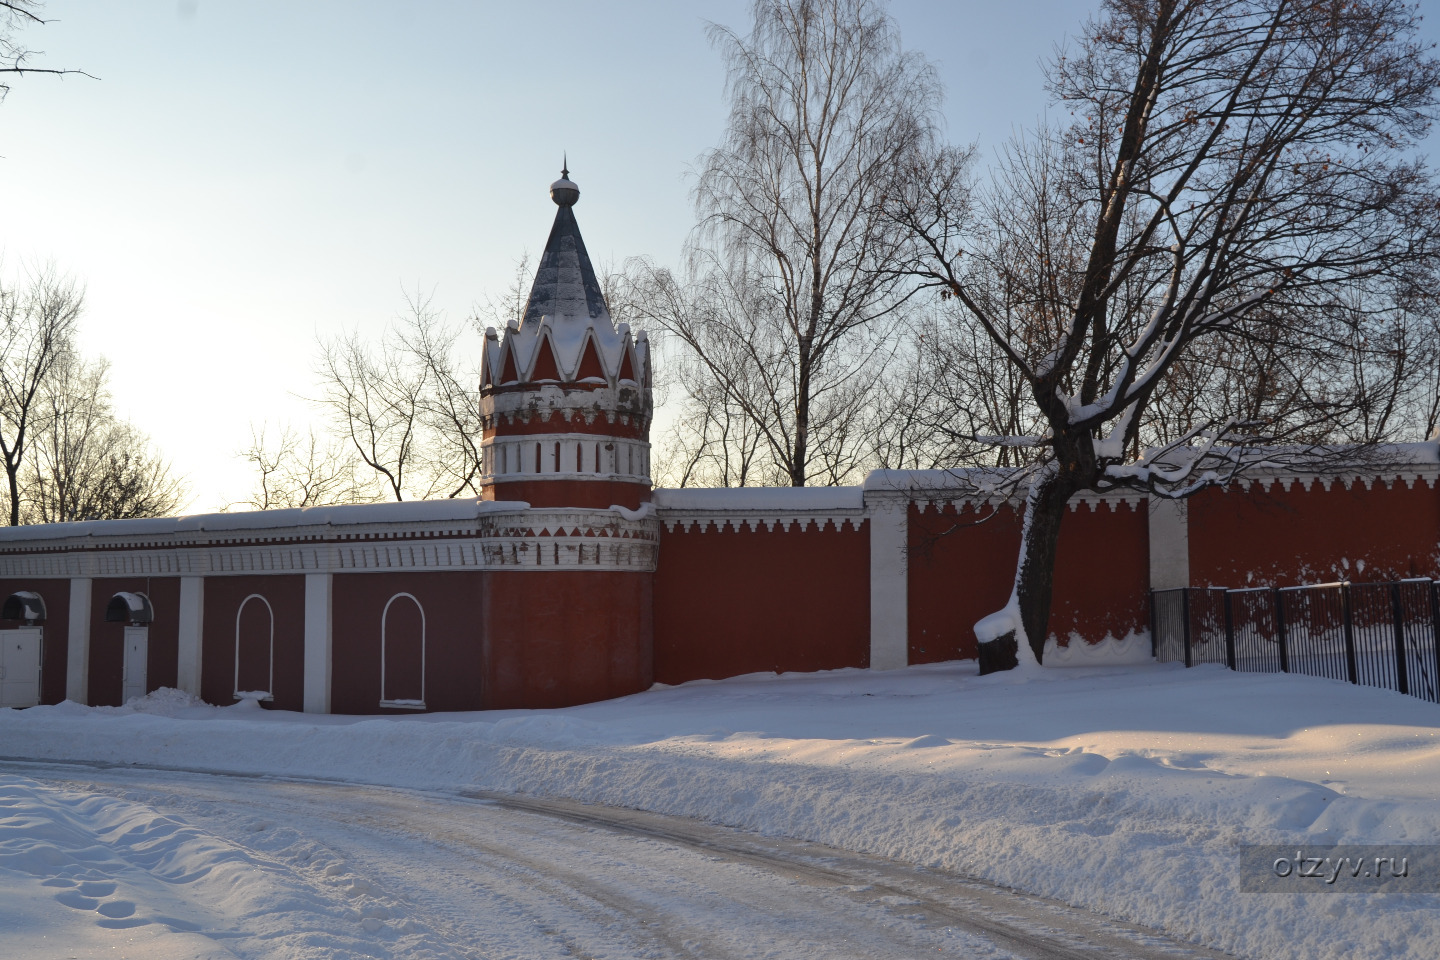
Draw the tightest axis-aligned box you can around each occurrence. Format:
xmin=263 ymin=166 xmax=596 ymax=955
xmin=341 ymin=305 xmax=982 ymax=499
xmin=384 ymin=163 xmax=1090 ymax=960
xmin=0 ymin=507 xmax=659 ymax=579
xmin=659 ymin=513 xmax=866 ymax=534
xmin=481 ymin=383 xmax=650 ymax=433
xmin=1220 ymin=468 xmax=1440 ymax=493
xmin=907 ymin=491 xmax=1145 ymax=514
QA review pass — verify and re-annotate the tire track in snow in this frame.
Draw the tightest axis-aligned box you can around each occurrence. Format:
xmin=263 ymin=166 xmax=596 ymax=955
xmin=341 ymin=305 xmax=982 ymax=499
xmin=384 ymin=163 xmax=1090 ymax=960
xmin=2 ymin=759 xmax=1236 ymax=960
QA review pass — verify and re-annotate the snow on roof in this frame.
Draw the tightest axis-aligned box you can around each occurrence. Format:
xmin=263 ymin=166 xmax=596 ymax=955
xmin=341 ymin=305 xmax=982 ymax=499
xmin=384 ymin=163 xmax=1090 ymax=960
xmin=865 ymin=442 xmax=1440 ymax=493
xmin=652 ymin=487 xmax=865 ymax=512
xmin=485 ymin=172 xmax=649 ymax=388
xmin=0 ymin=498 xmax=532 ymax=544
xmin=863 ymin=469 xmax=1015 ymax=493
xmin=516 ymin=177 xmax=621 ymax=366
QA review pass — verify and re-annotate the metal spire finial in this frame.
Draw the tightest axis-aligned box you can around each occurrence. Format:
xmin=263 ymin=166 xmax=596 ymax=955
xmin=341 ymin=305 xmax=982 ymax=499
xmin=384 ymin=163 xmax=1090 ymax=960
xmin=562 ymin=153 xmax=569 ymax=180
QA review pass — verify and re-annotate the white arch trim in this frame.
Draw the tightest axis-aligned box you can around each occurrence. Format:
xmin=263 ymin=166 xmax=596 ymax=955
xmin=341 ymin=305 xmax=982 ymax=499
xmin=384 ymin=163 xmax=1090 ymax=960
xmin=233 ymin=593 xmax=274 ymax=702
xmin=380 ymin=591 xmax=426 ymax=710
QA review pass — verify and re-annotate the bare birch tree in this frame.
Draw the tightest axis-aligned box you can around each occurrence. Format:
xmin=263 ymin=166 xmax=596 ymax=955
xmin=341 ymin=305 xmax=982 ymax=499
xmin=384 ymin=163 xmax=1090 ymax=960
xmin=0 ymin=263 xmax=81 ymax=524
xmin=233 ymin=422 xmax=381 ymax=511
xmin=1 ymin=0 xmax=91 ymax=101
xmin=628 ymin=0 xmax=939 ymax=486
xmin=312 ymin=289 xmax=486 ymax=502
xmin=24 ymin=351 xmax=187 ymax=523
xmin=891 ymin=0 xmax=1440 ymax=670
xmin=315 ymin=325 xmax=427 ymax=502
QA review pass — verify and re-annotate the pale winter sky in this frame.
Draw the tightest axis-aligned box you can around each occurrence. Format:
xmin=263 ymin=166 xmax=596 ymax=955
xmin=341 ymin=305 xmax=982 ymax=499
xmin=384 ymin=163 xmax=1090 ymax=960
xmin=1 ymin=1 xmax=1435 ymax=511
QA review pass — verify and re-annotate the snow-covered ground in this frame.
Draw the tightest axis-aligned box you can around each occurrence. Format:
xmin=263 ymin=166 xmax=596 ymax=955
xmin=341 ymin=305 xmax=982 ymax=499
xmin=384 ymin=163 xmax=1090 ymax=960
xmin=2 ymin=654 xmax=1438 ymax=959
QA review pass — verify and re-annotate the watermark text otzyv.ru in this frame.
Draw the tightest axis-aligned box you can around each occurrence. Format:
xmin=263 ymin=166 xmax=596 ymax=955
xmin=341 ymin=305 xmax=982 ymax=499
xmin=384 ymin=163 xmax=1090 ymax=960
xmin=1239 ymin=846 xmax=1439 ymax=892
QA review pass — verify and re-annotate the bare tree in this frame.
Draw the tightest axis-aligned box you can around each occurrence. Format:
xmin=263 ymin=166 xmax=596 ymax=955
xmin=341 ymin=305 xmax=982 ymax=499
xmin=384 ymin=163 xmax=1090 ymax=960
xmin=24 ymin=351 xmax=187 ymax=522
xmin=0 ymin=262 xmax=80 ymax=524
xmin=628 ymin=0 xmax=939 ymax=487
xmin=471 ymin=253 xmax=533 ymax=334
xmin=892 ymin=0 xmax=1440 ymax=669
xmin=401 ymin=292 xmax=485 ymax=499
xmin=233 ymin=422 xmax=381 ymax=511
xmin=314 ymin=289 xmax=486 ymax=502
xmin=315 ymin=324 xmax=428 ymax=502
xmin=1 ymin=0 xmax=92 ymax=101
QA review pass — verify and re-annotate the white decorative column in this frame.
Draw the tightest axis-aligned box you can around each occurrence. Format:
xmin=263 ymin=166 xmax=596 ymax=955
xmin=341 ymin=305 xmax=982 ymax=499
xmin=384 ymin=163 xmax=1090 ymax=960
xmin=65 ymin=577 xmax=91 ymax=704
xmin=1148 ymin=497 xmax=1190 ymax=590
xmin=867 ymin=493 xmax=909 ymax=670
xmin=176 ymin=576 xmax=204 ymax=696
xmin=303 ymin=573 xmax=333 ymax=714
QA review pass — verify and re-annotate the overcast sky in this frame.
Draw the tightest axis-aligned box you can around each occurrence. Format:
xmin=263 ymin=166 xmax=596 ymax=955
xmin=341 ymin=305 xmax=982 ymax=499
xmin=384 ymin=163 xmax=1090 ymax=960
xmin=1 ymin=1 xmax=1434 ymax=511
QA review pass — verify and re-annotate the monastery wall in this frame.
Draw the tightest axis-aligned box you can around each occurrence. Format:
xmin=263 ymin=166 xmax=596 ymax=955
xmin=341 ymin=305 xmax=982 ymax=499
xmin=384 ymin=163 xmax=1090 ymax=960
xmin=0 ymin=456 xmax=1435 ymax=713
xmin=652 ymin=489 xmax=870 ymax=683
xmin=1187 ymin=475 xmax=1440 ymax=587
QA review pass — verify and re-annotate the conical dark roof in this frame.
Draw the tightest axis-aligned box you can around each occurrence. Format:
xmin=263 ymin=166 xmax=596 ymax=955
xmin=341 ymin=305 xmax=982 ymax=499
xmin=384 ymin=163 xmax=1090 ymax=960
xmin=520 ymin=202 xmax=610 ymax=326
xmin=483 ymin=170 xmax=647 ymax=387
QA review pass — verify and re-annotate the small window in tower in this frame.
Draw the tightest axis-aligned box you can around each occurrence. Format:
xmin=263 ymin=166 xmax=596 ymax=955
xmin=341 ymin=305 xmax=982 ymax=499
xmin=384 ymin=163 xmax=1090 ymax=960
xmin=535 ymin=442 xmax=542 ymax=474
xmin=595 ymin=442 xmax=601 ymax=473
xmin=554 ymin=441 xmax=561 ymax=472
xmin=576 ymin=441 xmax=582 ymax=473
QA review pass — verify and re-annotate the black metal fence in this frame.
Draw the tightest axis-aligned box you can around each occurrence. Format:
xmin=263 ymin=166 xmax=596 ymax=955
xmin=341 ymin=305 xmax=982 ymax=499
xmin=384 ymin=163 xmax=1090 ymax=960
xmin=1151 ymin=580 xmax=1440 ymax=703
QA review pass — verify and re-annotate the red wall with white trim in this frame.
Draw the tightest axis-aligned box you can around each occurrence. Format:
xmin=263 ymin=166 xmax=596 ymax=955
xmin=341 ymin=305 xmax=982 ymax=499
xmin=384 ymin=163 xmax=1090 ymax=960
xmin=87 ymin=577 xmax=181 ymax=707
xmin=653 ymin=521 xmax=870 ymax=683
xmin=1189 ymin=479 xmax=1440 ymax=587
xmin=908 ymin=499 xmax=1150 ymax=662
xmin=200 ymin=575 xmax=306 ymax=712
xmin=0 ymin=577 xmax=69 ymax=705
xmin=330 ymin=571 xmax=486 ymax=715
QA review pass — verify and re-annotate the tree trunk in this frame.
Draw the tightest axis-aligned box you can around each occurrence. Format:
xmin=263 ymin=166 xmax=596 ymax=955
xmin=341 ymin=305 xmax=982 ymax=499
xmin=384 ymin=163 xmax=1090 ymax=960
xmin=1011 ymin=469 xmax=1078 ymax=664
xmin=976 ymin=453 xmax=1088 ymax=673
xmin=6 ymin=460 xmax=20 ymax=526
xmin=791 ymin=333 xmax=813 ymax=487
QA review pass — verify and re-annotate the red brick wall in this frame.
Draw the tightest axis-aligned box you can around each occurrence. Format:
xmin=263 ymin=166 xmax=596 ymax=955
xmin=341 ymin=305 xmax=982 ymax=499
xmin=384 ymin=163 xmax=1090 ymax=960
xmin=330 ymin=571 xmax=486 ymax=715
xmin=483 ymin=570 xmax=653 ymax=709
xmin=0 ymin=578 xmax=69 ymax=704
xmin=87 ymin=577 xmax=181 ymax=706
xmin=908 ymin=503 xmax=1021 ymax=663
xmin=1189 ymin=480 xmax=1440 ymax=587
xmin=653 ymin=521 xmax=870 ymax=683
xmin=908 ymin=500 xmax=1150 ymax=662
xmin=201 ymin=575 xmax=306 ymax=712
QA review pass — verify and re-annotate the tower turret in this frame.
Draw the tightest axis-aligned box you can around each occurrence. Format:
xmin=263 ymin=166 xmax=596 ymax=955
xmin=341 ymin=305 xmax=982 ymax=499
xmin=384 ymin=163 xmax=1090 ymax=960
xmin=479 ymin=168 xmax=653 ymax=509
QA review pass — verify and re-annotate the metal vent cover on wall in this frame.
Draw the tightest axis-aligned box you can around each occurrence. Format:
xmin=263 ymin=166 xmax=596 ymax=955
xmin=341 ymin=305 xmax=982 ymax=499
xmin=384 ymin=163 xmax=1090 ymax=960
xmin=105 ymin=592 xmax=154 ymax=624
xmin=1 ymin=591 xmax=46 ymax=624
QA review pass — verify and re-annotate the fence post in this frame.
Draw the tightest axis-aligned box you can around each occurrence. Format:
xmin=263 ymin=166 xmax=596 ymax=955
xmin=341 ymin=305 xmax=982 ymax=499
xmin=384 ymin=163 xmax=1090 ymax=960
xmin=1275 ymin=587 xmax=1289 ymax=673
xmin=1223 ymin=590 xmax=1237 ymax=671
xmin=1149 ymin=590 xmax=1158 ymax=659
xmin=1390 ymin=582 xmax=1410 ymax=696
xmin=1341 ymin=583 xmax=1358 ymax=685
xmin=1181 ymin=588 xmax=1192 ymax=668
xmin=1431 ymin=581 xmax=1440 ymax=702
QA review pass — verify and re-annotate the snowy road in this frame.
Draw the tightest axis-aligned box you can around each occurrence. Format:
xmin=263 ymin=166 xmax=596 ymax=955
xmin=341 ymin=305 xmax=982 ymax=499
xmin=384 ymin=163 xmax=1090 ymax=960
xmin=2 ymin=760 xmax=1233 ymax=960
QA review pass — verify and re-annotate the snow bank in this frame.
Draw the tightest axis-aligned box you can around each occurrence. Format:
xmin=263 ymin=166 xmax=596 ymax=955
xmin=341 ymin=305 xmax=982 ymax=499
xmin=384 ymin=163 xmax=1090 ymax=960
xmin=3 ymin=663 xmax=1439 ymax=960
